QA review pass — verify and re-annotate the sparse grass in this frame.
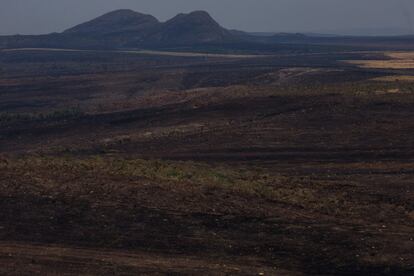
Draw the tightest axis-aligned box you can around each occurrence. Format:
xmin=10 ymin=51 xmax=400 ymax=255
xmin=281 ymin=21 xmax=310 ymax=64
xmin=0 ymin=155 xmax=279 ymax=195
xmin=0 ymin=108 xmax=84 ymax=124
xmin=372 ymin=75 xmax=414 ymax=82
xmin=2 ymin=156 xmax=410 ymax=246
xmin=0 ymin=155 xmax=362 ymax=217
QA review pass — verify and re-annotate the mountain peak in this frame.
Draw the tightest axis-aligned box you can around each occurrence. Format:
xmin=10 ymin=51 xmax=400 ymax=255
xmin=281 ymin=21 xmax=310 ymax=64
xmin=187 ymin=10 xmax=213 ymax=18
xmin=171 ymin=10 xmax=218 ymax=25
xmin=142 ymin=10 xmax=233 ymax=45
xmin=62 ymin=9 xmax=237 ymax=46
xmin=103 ymin=9 xmax=144 ymax=17
xmin=64 ymin=9 xmax=159 ymax=35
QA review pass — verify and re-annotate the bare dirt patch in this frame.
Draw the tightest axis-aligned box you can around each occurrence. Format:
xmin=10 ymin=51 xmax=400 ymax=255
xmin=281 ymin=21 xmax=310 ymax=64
xmin=345 ymin=51 xmax=414 ymax=69
xmin=372 ymin=75 xmax=414 ymax=82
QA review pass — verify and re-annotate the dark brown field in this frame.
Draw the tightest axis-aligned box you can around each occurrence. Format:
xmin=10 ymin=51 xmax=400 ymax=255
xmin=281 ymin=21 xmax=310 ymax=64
xmin=0 ymin=48 xmax=413 ymax=275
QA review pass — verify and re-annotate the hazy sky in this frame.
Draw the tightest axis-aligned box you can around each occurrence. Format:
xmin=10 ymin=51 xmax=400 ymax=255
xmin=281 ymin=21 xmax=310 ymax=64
xmin=1 ymin=0 xmax=414 ymax=35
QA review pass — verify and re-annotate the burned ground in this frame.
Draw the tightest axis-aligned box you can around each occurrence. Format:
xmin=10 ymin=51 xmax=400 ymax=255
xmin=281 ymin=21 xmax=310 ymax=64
xmin=0 ymin=49 xmax=413 ymax=275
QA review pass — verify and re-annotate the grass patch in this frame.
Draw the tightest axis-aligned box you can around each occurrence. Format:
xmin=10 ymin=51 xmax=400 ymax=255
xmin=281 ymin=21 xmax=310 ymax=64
xmin=0 ymin=155 xmax=359 ymax=216
xmin=0 ymin=108 xmax=84 ymax=125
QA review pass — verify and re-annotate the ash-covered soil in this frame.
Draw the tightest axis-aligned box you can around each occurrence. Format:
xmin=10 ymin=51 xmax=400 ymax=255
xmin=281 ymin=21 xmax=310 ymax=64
xmin=0 ymin=49 xmax=413 ymax=275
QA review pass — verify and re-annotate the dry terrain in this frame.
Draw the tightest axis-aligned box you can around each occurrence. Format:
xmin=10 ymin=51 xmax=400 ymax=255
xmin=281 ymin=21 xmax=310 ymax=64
xmin=0 ymin=48 xmax=413 ymax=275
xmin=346 ymin=51 xmax=414 ymax=69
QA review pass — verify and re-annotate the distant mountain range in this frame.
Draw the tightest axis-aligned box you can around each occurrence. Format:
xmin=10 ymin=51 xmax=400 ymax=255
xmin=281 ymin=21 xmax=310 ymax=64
xmin=0 ymin=10 xmax=246 ymax=49
xmin=65 ymin=9 xmax=240 ymax=45
xmin=1 ymin=9 xmax=414 ymax=51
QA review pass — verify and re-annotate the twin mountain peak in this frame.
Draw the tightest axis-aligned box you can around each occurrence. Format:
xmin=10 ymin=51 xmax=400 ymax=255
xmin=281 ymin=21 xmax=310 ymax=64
xmin=63 ymin=9 xmax=235 ymax=45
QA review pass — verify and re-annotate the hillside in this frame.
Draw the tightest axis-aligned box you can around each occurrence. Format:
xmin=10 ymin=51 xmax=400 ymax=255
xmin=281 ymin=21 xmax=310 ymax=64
xmin=1 ymin=47 xmax=414 ymax=274
xmin=64 ymin=9 xmax=160 ymax=38
xmin=0 ymin=10 xmax=238 ymax=49
xmin=62 ymin=9 xmax=237 ymax=46
xmin=1 ymin=9 xmax=414 ymax=50
xmin=144 ymin=11 xmax=236 ymax=45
